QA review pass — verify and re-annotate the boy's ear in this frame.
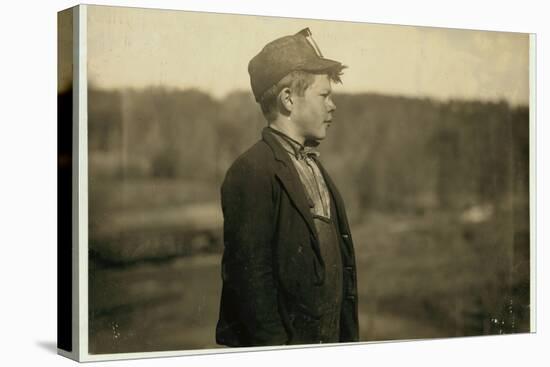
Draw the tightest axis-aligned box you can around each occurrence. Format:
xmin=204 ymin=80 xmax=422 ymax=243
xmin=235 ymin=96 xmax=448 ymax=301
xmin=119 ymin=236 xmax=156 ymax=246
xmin=279 ymin=87 xmax=293 ymax=112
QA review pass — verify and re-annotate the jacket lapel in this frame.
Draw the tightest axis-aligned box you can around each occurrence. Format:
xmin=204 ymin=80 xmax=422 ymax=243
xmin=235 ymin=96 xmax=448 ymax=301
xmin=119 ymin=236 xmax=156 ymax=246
xmin=262 ymin=128 xmax=320 ymax=244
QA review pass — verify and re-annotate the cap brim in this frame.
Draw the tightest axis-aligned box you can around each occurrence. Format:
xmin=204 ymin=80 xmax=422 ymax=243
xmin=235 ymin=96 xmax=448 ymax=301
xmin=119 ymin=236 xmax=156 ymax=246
xmin=301 ymin=57 xmax=343 ymax=73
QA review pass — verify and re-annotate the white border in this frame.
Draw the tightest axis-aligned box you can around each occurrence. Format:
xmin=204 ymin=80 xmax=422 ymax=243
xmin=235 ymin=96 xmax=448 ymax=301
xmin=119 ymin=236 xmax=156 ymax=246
xmin=529 ymin=33 xmax=536 ymax=333
xmin=72 ymin=5 xmax=81 ymax=360
xmin=76 ymin=4 xmax=90 ymax=360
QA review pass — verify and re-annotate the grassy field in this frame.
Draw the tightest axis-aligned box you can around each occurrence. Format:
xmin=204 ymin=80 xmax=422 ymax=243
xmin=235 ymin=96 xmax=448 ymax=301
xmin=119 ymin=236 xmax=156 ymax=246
xmin=88 ymin=208 xmax=529 ymax=354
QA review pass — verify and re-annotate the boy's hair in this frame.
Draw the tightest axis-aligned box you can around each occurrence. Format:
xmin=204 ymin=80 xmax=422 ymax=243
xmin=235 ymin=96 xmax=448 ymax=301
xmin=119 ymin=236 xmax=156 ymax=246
xmin=259 ymin=66 xmax=346 ymax=122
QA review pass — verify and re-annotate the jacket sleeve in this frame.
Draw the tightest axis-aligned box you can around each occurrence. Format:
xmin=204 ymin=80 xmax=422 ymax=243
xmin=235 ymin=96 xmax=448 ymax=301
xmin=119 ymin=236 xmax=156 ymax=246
xmin=220 ymin=158 xmax=288 ymax=345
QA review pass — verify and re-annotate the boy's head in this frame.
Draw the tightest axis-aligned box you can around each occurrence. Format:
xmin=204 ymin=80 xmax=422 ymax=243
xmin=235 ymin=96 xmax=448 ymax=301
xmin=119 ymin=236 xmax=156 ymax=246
xmin=248 ymin=28 xmax=346 ymax=122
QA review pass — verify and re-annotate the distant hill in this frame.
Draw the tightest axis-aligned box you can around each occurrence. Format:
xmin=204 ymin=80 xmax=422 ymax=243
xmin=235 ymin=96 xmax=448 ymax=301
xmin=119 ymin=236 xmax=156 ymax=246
xmin=88 ymin=86 xmax=529 ymax=215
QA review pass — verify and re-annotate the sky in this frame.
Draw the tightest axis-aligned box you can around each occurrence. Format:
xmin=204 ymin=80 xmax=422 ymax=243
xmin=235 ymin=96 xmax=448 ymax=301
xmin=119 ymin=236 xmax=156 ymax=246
xmin=85 ymin=5 xmax=530 ymax=106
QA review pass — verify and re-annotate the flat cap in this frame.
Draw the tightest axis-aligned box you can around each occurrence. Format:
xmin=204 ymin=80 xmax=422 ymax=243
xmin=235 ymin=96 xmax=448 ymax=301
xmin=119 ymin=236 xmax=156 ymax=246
xmin=248 ymin=28 xmax=343 ymax=102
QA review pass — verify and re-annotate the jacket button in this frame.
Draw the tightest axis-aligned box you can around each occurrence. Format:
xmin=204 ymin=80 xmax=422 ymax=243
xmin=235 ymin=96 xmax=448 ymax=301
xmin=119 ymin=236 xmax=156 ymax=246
xmin=342 ymin=234 xmax=349 ymax=239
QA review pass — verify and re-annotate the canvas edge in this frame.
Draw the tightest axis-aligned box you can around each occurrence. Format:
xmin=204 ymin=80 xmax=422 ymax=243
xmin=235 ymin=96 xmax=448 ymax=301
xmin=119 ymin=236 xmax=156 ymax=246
xmin=57 ymin=4 xmax=77 ymax=361
xmin=68 ymin=3 xmax=537 ymax=362
xmin=56 ymin=4 xmax=89 ymax=362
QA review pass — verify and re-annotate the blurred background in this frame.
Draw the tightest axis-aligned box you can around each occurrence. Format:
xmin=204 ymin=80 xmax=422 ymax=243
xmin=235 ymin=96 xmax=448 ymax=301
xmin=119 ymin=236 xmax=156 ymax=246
xmin=75 ymin=5 xmax=530 ymax=354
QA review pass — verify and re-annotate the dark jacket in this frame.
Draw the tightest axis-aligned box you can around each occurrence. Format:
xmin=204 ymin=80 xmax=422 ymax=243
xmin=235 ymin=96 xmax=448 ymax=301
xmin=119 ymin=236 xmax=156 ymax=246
xmin=216 ymin=128 xmax=359 ymax=347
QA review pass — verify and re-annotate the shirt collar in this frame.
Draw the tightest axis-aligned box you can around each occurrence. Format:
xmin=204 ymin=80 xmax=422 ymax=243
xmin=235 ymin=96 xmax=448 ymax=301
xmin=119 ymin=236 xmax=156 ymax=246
xmin=267 ymin=127 xmax=321 ymax=160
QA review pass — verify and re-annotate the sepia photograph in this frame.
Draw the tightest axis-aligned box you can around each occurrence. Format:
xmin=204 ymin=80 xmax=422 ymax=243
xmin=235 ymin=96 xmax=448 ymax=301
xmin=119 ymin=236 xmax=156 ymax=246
xmin=58 ymin=3 xmax=531 ymax=357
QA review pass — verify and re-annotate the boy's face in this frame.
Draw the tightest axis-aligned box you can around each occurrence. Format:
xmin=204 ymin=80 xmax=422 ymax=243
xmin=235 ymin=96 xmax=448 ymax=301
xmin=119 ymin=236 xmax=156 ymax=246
xmin=290 ymin=74 xmax=336 ymax=143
